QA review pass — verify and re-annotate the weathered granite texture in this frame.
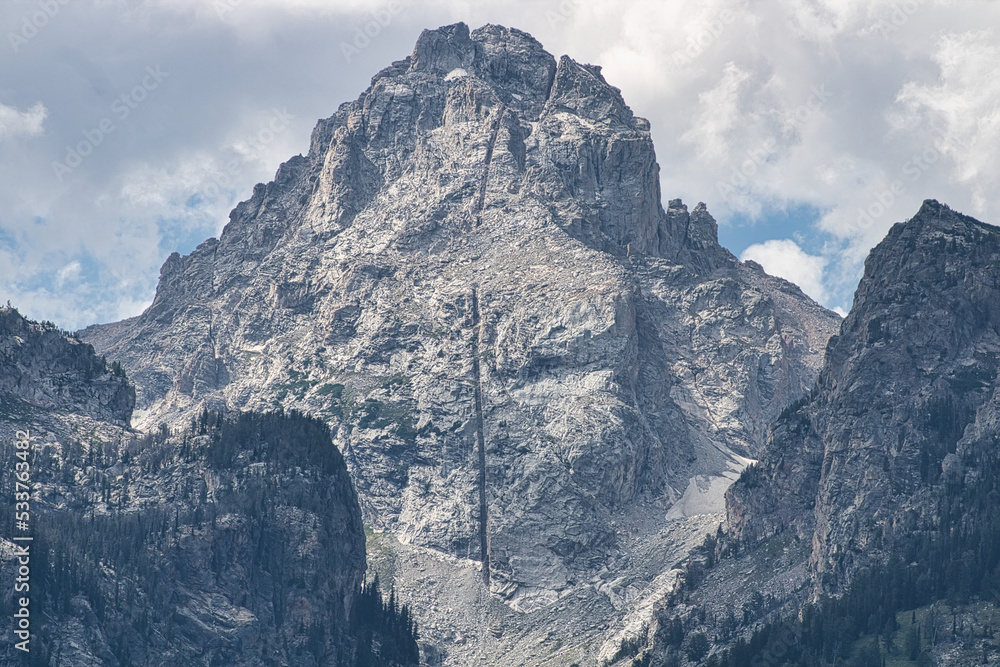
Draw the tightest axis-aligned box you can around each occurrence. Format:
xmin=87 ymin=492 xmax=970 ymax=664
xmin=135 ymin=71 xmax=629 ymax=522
xmin=79 ymin=23 xmax=839 ymax=663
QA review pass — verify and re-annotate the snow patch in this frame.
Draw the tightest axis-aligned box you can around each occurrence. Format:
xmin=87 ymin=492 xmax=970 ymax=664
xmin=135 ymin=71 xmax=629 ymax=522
xmin=666 ymin=459 xmax=751 ymax=520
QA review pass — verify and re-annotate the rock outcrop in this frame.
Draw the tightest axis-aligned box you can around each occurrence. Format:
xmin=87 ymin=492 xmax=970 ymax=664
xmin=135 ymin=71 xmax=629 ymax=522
xmin=0 ymin=310 xmax=413 ymax=665
xmin=728 ymin=200 xmax=1000 ymax=592
xmin=638 ymin=201 xmax=1000 ymax=666
xmin=0 ymin=307 xmax=134 ymax=425
xmin=81 ymin=23 xmax=839 ymax=662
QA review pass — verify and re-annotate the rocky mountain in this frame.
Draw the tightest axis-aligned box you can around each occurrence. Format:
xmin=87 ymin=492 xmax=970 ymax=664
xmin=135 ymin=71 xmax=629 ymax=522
xmin=0 ymin=307 xmax=416 ymax=665
xmin=728 ymin=200 xmax=1000 ymax=588
xmin=80 ymin=22 xmax=840 ymax=664
xmin=0 ymin=307 xmax=133 ymax=426
xmin=641 ymin=201 xmax=1000 ymax=666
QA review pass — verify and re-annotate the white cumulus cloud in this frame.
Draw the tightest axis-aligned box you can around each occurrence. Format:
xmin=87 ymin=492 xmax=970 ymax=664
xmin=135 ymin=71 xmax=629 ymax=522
xmin=0 ymin=102 xmax=47 ymax=141
xmin=741 ymin=239 xmax=829 ymax=304
xmin=892 ymin=30 xmax=1000 ymax=215
xmin=56 ymin=261 xmax=82 ymax=287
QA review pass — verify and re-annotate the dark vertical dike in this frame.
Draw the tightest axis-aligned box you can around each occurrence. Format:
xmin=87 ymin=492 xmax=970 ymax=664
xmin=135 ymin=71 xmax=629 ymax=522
xmin=471 ymin=287 xmax=490 ymax=583
xmin=475 ymin=104 xmax=507 ymax=226
xmin=470 ymin=104 xmax=505 ymax=583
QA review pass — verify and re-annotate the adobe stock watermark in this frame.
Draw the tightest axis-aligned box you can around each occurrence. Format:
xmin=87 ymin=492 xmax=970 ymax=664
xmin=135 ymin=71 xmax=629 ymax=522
xmin=340 ymin=0 xmax=410 ymax=63
xmin=8 ymin=0 xmax=71 ymax=54
xmin=198 ymin=108 xmax=294 ymax=201
xmin=671 ymin=6 xmax=739 ymax=68
xmin=854 ymin=137 xmax=944 ymax=232
xmin=749 ymin=624 xmax=800 ymax=667
xmin=873 ymin=0 xmax=927 ymax=37
xmin=51 ymin=65 xmax=168 ymax=182
xmin=716 ymin=85 xmax=834 ymax=201
xmin=10 ymin=429 xmax=34 ymax=653
xmin=213 ymin=0 xmax=244 ymax=20
xmin=545 ymin=0 xmax=587 ymax=28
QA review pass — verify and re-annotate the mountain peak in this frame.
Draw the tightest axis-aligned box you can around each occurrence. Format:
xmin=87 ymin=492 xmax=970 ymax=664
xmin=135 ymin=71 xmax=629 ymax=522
xmin=728 ymin=200 xmax=1000 ymax=596
xmin=859 ymin=200 xmax=999 ymax=300
xmin=410 ymin=22 xmax=476 ymax=74
xmin=913 ymin=197 xmax=948 ymax=218
xmin=81 ymin=24 xmax=840 ymax=647
xmin=383 ymin=22 xmax=559 ymax=118
xmin=898 ymin=198 xmax=995 ymax=236
xmin=277 ymin=23 xmax=728 ymax=265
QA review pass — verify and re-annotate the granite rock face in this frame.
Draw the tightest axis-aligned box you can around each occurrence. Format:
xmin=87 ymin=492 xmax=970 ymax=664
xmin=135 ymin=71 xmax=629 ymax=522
xmin=81 ymin=21 xmax=838 ymax=638
xmin=0 ymin=310 xmax=409 ymax=665
xmin=0 ymin=307 xmax=134 ymax=425
xmin=637 ymin=202 xmax=1000 ymax=666
xmin=728 ymin=200 xmax=1000 ymax=594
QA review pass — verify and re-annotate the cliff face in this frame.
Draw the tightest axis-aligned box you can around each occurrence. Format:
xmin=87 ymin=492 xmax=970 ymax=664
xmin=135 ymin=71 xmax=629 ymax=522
xmin=0 ymin=311 xmax=408 ymax=665
xmin=0 ymin=307 xmax=134 ymax=425
xmin=81 ymin=26 xmax=838 ymax=618
xmin=633 ymin=201 xmax=1000 ymax=666
xmin=74 ymin=23 xmax=841 ymax=665
xmin=728 ymin=200 xmax=1000 ymax=594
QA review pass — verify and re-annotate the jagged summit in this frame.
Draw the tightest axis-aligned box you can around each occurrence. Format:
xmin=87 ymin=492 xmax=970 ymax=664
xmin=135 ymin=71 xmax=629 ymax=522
xmin=398 ymin=23 xmax=637 ymax=128
xmin=406 ymin=24 xmax=555 ymax=115
xmin=894 ymin=198 xmax=995 ymax=235
xmin=291 ymin=22 xmax=721 ymax=266
xmin=912 ymin=197 xmax=950 ymax=218
xmin=727 ymin=199 xmax=1000 ymax=599
xmin=908 ymin=197 xmax=962 ymax=222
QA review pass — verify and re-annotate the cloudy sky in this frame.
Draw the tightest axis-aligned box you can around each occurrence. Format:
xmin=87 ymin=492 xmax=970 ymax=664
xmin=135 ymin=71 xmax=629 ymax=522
xmin=1 ymin=0 xmax=998 ymax=328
